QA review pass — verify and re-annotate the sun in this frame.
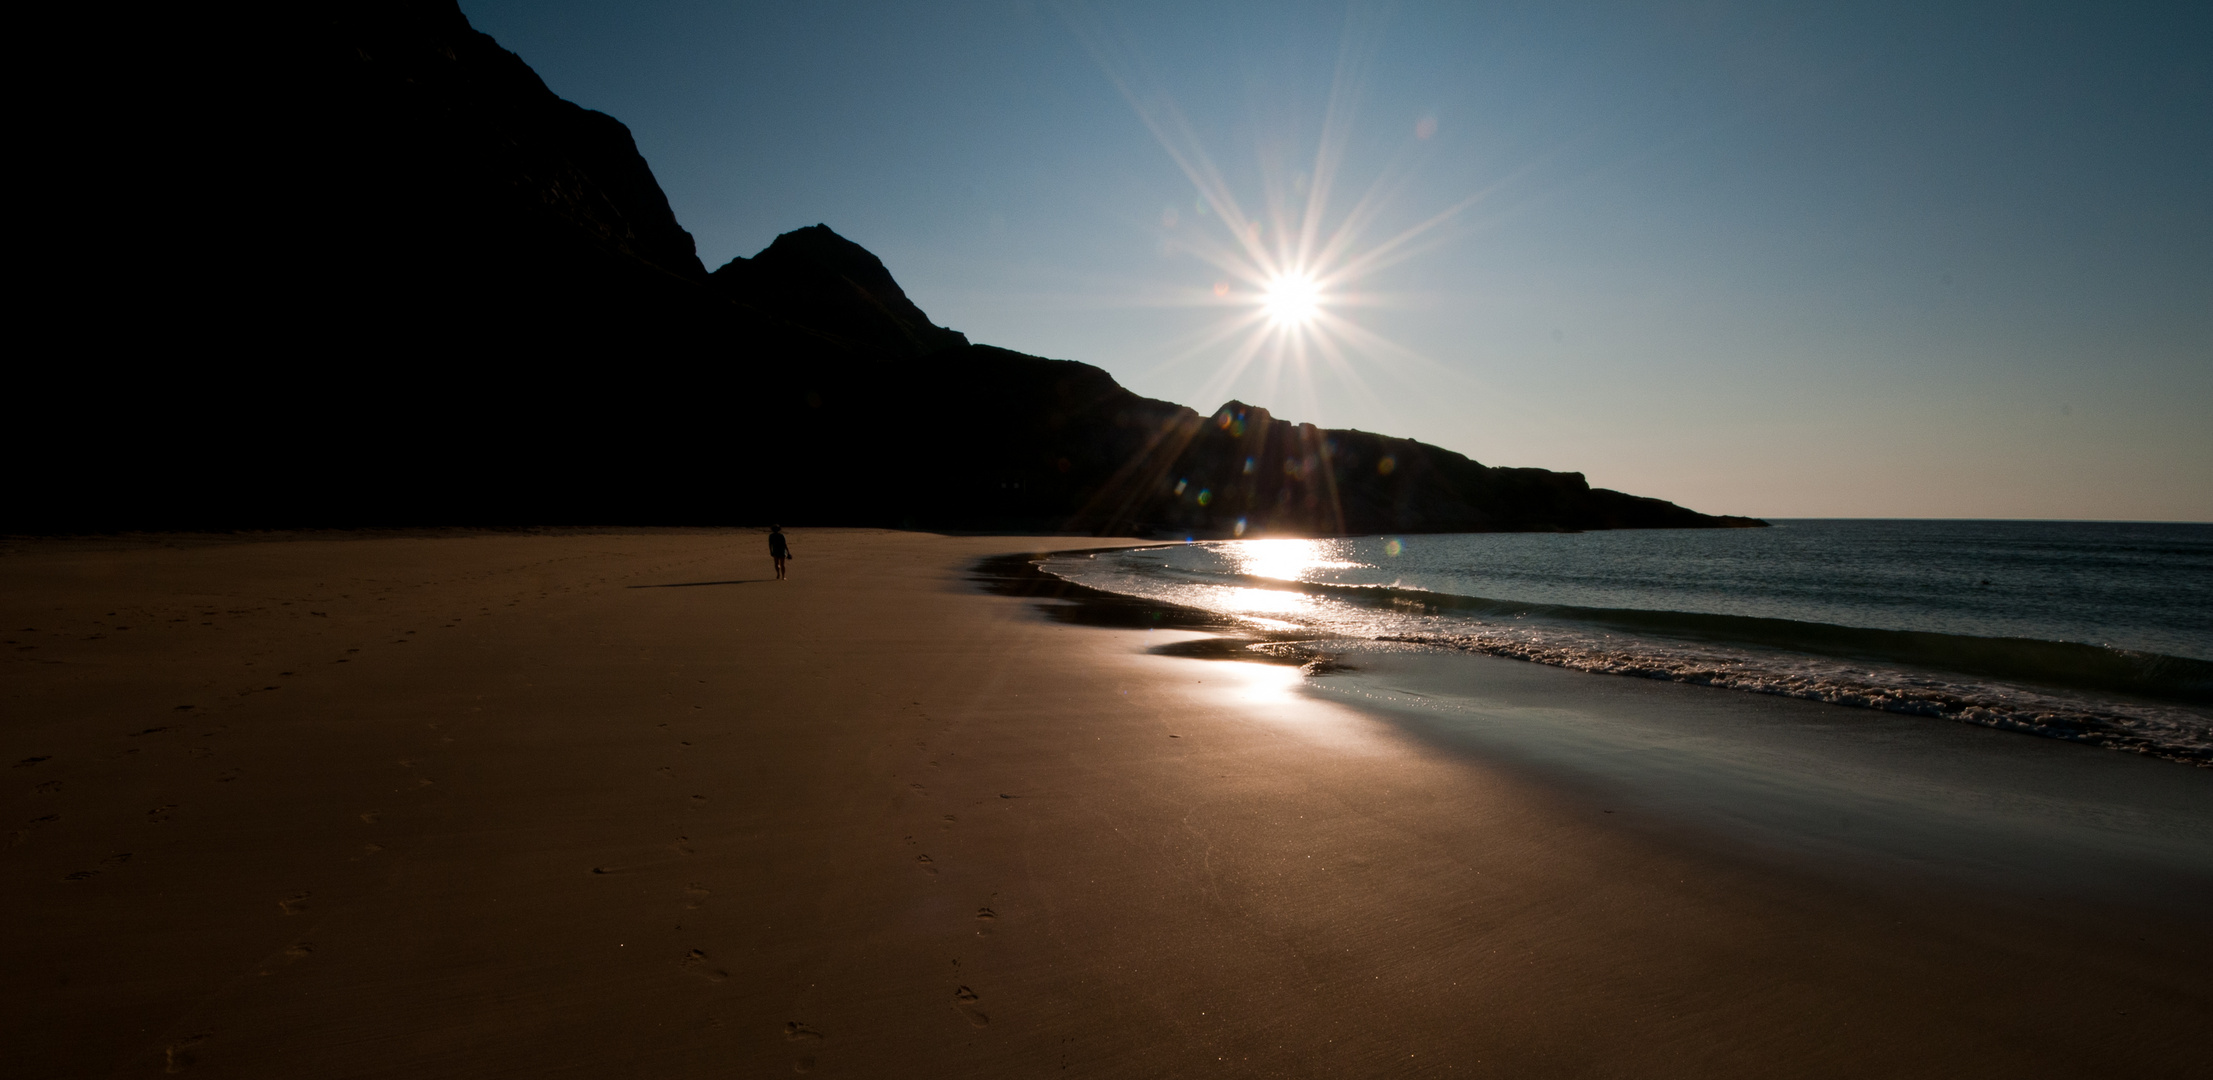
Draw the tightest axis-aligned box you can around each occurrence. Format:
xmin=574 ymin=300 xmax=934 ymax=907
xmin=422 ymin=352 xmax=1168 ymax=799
xmin=1261 ymin=272 xmax=1323 ymax=328
xmin=1073 ymin=4 xmax=1487 ymax=421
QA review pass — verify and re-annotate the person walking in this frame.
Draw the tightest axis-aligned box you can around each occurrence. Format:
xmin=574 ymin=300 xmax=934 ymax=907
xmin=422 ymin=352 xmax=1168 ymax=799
xmin=768 ymin=525 xmax=792 ymax=579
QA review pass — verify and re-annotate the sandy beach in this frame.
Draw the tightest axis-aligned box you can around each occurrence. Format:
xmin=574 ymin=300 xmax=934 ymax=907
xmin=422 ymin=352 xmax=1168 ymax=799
xmin=4 ymin=528 xmax=2206 ymax=1078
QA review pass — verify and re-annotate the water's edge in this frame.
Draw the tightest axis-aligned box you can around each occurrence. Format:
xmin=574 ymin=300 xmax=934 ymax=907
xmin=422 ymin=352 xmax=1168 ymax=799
xmin=1026 ymin=548 xmax=2213 ymax=768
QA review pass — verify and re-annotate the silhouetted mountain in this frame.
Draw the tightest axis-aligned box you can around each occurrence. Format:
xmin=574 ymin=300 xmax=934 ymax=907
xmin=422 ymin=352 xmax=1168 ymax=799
xmin=712 ymin=226 xmax=970 ymax=358
xmin=14 ymin=0 xmax=1760 ymax=535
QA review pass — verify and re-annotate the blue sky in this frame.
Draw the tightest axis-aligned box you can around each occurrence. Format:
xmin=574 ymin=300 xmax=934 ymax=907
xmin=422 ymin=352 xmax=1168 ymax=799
xmin=463 ymin=1 xmax=2210 ymax=520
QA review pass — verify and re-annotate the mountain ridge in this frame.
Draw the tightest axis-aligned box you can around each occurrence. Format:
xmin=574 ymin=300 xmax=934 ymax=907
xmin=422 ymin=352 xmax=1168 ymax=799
xmin=13 ymin=0 xmax=1761 ymax=536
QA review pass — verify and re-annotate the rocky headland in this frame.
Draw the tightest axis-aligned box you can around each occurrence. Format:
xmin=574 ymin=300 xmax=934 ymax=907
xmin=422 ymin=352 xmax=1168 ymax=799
xmin=16 ymin=0 xmax=1761 ymax=536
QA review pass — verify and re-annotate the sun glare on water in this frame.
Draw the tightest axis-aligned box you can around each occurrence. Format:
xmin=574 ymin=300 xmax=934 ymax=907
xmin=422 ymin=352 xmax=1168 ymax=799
xmin=1229 ymin=537 xmax=1361 ymax=581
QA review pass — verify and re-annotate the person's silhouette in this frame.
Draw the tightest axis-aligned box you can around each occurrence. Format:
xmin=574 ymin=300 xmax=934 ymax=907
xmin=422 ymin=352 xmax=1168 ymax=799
xmin=768 ymin=525 xmax=792 ymax=579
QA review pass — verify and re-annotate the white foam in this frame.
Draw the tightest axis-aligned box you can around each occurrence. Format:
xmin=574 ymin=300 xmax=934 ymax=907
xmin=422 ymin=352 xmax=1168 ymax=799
xmin=1041 ymin=552 xmax=2213 ymax=768
xmin=1391 ymin=628 xmax=2213 ymax=767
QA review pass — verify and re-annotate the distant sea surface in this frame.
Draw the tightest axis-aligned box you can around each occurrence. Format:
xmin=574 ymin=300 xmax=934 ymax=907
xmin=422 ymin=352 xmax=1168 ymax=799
xmin=1043 ymin=520 xmax=2213 ymax=766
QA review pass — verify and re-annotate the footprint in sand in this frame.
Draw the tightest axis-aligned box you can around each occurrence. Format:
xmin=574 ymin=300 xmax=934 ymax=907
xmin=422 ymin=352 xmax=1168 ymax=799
xmin=953 ymin=986 xmax=990 ymax=1027
xmin=683 ymin=883 xmax=709 ymax=909
xmin=283 ymin=943 xmax=314 ymax=960
xmin=147 ymin=804 xmax=178 ymax=823
xmin=916 ymin=855 xmax=937 ymax=876
xmin=163 ymin=1032 xmax=210 ymax=1073
xmin=670 ymin=835 xmax=695 ymax=856
xmin=680 ymin=948 xmax=728 ymax=982
xmin=359 ymin=812 xmax=380 ymax=824
xmin=278 ymin=891 xmax=310 ymax=916
xmin=786 ymin=1022 xmax=824 ymax=1073
xmin=65 ymin=852 xmax=132 ymax=880
xmin=11 ymin=813 xmax=60 ymax=847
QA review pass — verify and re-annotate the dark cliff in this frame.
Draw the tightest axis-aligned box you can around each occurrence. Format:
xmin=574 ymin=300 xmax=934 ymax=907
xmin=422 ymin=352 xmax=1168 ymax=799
xmin=14 ymin=1 xmax=1761 ymax=535
xmin=712 ymin=225 xmax=970 ymax=359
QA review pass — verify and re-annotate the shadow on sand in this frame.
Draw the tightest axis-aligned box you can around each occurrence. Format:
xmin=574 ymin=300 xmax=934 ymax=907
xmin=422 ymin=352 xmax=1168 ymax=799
xmin=626 ymin=580 xmax=775 ymax=589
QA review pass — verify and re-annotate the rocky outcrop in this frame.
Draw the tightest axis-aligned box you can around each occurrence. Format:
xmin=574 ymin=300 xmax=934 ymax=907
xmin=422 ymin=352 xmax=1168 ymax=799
xmin=806 ymin=359 xmax=1764 ymax=536
xmin=12 ymin=1 xmax=1760 ymax=535
xmin=1087 ymin=400 xmax=1761 ymax=536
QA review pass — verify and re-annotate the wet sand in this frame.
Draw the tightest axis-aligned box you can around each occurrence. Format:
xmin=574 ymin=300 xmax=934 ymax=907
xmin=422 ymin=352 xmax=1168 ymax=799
xmin=3 ymin=529 xmax=2206 ymax=1077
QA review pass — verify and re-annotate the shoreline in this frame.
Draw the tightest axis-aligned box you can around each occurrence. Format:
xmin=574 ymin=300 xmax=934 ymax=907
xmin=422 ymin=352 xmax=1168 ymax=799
xmin=5 ymin=529 xmax=2207 ymax=1076
xmin=1304 ymin=641 xmax=2213 ymax=910
xmin=1032 ymin=540 xmax=2213 ymax=768
xmin=1003 ymin=545 xmax=2213 ymax=909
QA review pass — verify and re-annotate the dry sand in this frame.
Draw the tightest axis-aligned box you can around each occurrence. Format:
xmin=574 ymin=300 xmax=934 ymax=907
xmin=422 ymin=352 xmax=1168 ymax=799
xmin=3 ymin=529 xmax=2205 ymax=1077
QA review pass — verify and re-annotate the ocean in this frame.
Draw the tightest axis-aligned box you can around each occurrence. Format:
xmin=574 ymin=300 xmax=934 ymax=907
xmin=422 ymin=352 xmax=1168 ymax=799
xmin=1039 ymin=520 xmax=2213 ymax=767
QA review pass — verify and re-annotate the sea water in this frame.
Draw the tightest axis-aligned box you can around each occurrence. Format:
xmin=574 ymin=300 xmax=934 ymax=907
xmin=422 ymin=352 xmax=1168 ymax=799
xmin=1037 ymin=521 xmax=2213 ymax=900
xmin=1041 ymin=520 xmax=2213 ymax=766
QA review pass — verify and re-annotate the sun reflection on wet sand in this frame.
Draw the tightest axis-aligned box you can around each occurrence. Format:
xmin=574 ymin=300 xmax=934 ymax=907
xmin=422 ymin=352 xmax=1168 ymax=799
xmin=1214 ymin=658 xmax=1307 ymax=707
xmin=1174 ymin=646 xmax=1395 ymax=755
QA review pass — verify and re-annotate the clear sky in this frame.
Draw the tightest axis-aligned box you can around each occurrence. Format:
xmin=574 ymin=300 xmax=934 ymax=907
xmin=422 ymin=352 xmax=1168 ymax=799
xmin=463 ymin=1 xmax=2210 ymax=521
